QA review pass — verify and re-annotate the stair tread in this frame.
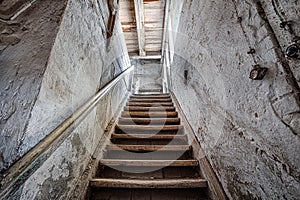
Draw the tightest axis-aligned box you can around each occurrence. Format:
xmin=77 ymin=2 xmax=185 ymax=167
xmin=90 ymin=178 xmax=207 ymax=189
xmin=127 ymin=102 xmax=174 ymax=107
xmin=131 ymin=95 xmax=171 ymax=99
xmin=111 ymin=134 xmax=187 ymax=140
xmin=129 ymin=99 xmax=172 ymax=102
xmin=97 ymin=166 xmax=200 ymax=179
xmin=116 ymin=125 xmax=183 ymax=130
xmin=122 ymin=111 xmax=178 ymax=118
xmin=125 ymin=106 xmax=176 ymax=111
xmin=118 ymin=117 xmax=181 ymax=125
xmin=100 ymin=159 xmax=199 ymax=167
xmin=107 ymin=145 xmax=192 ymax=151
xmin=132 ymin=93 xmax=170 ymax=96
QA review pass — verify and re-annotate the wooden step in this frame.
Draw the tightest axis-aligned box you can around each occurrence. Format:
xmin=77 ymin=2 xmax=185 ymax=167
xmin=90 ymin=188 xmax=209 ymax=200
xmin=111 ymin=134 xmax=187 ymax=140
xmin=105 ymin=150 xmax=192 ymax=160
xmin=97 ymin=166 xmax=201 ymax=179
xmin=124 ymin=106 xmax=176 ymax=112
xmin=132 ymin=93 xmax=170 ymax=96
xmin=118 ymin=117 xmax=181 ymax=125
xmin=115 ymin=125 xmax=183 ymax=134
xmin=111 ymin=134 xmax=188 ymax=145
xmin=127 ymin=102 xmax=174 ymax=107
xmin=107 ymin=145 xmax=191 ymax=152
xmin=122 ymin=111 xmax=178 ymax=118
xmin=90 ymin=178 xmax=207 ymax=189
xmin=100 ymin=159 xmax=199 ymax=167
xmin=131 ymin=95 xmax=171 ymax=99
xmin=138 ymin=89 xmax=162 ymax=93
xmin=129 ymin=98 xmax=172 ymax=103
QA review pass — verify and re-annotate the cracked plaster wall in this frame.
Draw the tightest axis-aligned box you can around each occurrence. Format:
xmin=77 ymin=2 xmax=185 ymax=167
xmin=170 ymin=0 xmax=300 ymax=199
xmin=1 ymin=0 xmax=130 ymax=199
xmin=0 ymin=0 xmax=67 ymax=172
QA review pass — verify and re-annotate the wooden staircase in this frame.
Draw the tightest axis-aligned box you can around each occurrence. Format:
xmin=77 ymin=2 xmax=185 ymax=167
xmin=88 ymin=94 xmax=208 ymax=200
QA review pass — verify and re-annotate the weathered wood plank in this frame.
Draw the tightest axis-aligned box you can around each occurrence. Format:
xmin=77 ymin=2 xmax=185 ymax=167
xmin=122 ymin=111 xmax=178 ymax=118
xmin=100 ymin=159 xmax=199 ymax=167
xmin=118 ymin=117 xmax=180 ymax=125
xmin=90 ymin=178 xmax=207 ymax=189
xmin=116 ymin=124 xmax=183 ymax=131
xmin=111 ymin=134 xmax=186 ymax=140
xmin=129 ymin=98 xmax=172 ymax=102
xmin=126 ymin=102 xmax=174 ymax=107
xmin=124 ymin=106 xmax=175 ymax=112
xmin=106 ymin=145 xmax=192 ymax=152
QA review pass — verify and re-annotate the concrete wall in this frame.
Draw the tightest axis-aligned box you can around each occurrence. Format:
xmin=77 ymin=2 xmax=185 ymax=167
xmin=170 ymin=0 xmax=300 ymax=199
xmin=1 ymin=0 xmax=130 ymax=199
xmin=132 ymin=59 xmax=162 ymax=93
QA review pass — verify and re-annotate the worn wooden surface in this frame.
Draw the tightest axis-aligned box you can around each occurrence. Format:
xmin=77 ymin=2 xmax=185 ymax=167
xmin=88 ymin=94 xmax=208 ymax=199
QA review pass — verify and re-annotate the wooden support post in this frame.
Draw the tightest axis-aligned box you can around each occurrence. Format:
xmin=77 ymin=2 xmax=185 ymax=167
xmin=134 ymin=0 xmax=146 ymax=56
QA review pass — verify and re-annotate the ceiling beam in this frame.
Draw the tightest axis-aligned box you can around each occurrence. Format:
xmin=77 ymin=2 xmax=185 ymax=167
xmin=133 ymin=0 xmax=146 ymax=56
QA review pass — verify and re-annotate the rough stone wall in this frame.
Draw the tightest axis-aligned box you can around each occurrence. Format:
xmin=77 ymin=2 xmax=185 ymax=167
xmin=170 ymin=0 xmax=300 ymax=199
xmin=0 ymin=0 xmax=67 ymax=172
xmin=1 ymin=0 xmax=130 ymax=198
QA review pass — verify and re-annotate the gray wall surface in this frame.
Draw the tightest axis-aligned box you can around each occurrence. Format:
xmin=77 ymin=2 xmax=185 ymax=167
xmin=132 ymin=59 xmax=162 ymax=93
xmin=1 ymin=0 xmax=130 ymax=199
xmin=170 ymin=0 xmax=300 ymax=199
xmin=0 ymin=0 xmax=68 ymax=172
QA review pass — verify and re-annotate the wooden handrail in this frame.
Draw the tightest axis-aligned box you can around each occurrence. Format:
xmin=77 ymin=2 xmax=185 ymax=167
xmin=0 ymin=65 xmax=134 ymax=199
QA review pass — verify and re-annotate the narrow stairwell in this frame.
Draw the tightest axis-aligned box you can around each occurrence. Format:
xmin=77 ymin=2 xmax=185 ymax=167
xmin=88 ymin=94 xmax=208 ymax=199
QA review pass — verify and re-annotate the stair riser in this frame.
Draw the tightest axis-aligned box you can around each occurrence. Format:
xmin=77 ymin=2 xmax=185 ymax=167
xmin=90 ymin=188 xmax=208 ymax=200
xmin=97 ymin=166 xmax=200 ymax=179
xmin=105 ymin=151 xmax=192 ymax=160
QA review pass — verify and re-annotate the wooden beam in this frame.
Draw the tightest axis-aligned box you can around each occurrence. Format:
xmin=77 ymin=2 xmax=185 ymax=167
xmin=90 ymin=178 xmax=208 ymax=189
xmin=134 ymin=0 xmax=146 ymax=56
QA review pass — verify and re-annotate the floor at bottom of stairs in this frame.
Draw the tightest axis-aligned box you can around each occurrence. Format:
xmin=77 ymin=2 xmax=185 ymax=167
xmin=89 ymin=188 xmax=208 ymax=200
